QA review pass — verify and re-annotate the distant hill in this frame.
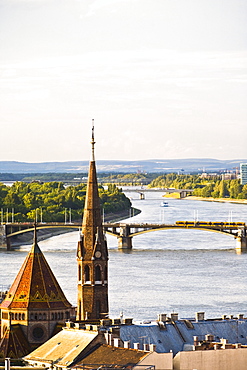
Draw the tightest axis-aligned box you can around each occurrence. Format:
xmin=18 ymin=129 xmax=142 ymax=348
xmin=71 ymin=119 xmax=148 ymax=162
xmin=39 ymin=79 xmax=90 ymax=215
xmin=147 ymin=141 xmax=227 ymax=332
xmin=0 ymin=159 xmax=246 ymax=174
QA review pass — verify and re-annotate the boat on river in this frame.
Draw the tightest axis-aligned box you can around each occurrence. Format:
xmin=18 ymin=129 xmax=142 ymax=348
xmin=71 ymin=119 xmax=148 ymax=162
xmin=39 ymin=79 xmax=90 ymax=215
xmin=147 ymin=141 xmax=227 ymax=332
xmin=160 ymin=201 xmax=169 ymax=207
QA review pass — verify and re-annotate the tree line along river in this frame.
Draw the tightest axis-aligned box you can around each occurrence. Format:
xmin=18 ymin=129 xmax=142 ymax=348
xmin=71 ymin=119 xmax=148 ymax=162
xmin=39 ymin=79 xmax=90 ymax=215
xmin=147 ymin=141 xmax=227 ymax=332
xmin=1 ymin=191 xmax=247 ymax=321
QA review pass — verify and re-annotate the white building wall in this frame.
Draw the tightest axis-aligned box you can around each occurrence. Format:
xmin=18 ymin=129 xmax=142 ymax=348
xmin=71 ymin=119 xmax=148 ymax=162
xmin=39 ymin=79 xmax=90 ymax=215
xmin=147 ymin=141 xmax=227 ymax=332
xmin=173 ymin=348 xmax=247 ymax=370
xmin=135 ymin=352 xmax=173 ymax=370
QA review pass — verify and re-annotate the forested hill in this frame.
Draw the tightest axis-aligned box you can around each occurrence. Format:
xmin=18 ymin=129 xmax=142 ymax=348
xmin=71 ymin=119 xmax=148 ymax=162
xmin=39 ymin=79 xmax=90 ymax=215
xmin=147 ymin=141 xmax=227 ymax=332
xmin=0 ymin=158 xmax=246 ymax=173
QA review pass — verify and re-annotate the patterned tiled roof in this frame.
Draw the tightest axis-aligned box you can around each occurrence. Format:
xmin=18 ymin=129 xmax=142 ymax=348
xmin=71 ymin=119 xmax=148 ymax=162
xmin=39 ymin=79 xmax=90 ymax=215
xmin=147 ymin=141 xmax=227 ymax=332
xmin=0 ymin=240 xmax=72 ymax=310
xmin=0 ymin=324 xmax=31 ymax=358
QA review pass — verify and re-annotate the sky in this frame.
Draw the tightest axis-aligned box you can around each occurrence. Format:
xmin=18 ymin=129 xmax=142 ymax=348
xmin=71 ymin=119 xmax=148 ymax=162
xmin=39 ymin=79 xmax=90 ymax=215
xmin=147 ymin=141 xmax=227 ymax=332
xmin=0 ymin=0 xmax=247 ymax=162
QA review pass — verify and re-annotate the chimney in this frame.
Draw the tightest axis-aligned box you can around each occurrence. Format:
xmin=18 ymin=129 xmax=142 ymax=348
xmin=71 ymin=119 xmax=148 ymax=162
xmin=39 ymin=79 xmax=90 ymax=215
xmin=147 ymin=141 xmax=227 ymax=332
xmin=124 ymin=341 xmax=130 ymax=349
xmin=134 ymin=342 xmax=140 ymax=350
xmin=5 ymin=358 xmax=10 ymax=370
xmin=238 ymin=314 xmax=244 ymax=320
xmin=193 ymin=336 xmax=199 ymax=346
xmin=171 ymin=313 xmax=178 ymax=321
xmin=113 ymin=338 xmax=121 ymax=347
xmin=158 ymin=313 xmax=167 ymax=322
xmin=205 ymin=334 xmax=214 ymax=342
xmin=195 ymin=312 xmax=205 ymax=321
xmin=112 ymin=318 xmax=121 ymax=325
xmin=220 ymin=338 xmax=228 ymax=344
xmin=66 ymin=321 xmax=75 ymax=329
xmin=123 ymin=318 xmax=133 ymax=325
xmin=149 ymin=344 xmax=156 ymax=352
xmin=143 ymin=343 xmax=149 ymax=352
xmin=105 ymin=332 xmax=113 ymax=345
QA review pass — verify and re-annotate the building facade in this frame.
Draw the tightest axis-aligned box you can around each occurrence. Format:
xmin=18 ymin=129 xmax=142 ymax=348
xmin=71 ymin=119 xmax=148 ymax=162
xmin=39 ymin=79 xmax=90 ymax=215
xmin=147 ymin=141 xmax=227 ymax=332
xmin=0 ymin=227 xmax=75 ymax=358
xmin=240 ymin=163 xmax=247 ymax=185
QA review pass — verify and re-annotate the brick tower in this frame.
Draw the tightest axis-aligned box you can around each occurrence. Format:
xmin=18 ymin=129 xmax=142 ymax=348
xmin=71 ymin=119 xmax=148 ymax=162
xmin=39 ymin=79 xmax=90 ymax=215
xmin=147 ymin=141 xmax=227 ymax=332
xmin=76 ymin=121 xmax=109 ymax=321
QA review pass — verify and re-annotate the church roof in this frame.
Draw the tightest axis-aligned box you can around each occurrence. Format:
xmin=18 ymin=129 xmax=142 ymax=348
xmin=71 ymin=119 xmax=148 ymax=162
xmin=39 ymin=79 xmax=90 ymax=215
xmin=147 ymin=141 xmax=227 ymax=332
xmin=0 ymin=324 xmax=31 ymax=359
xmin=0 ymin=233 xmax=72 ymax=310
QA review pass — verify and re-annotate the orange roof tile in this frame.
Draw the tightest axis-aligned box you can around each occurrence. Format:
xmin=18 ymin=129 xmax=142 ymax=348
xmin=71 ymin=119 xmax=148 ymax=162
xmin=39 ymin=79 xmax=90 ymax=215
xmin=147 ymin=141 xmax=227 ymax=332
xmin=0 ymin=241 xmax=72 ymax=310
xmin=0 ymin=324 xmax=31 ymax=358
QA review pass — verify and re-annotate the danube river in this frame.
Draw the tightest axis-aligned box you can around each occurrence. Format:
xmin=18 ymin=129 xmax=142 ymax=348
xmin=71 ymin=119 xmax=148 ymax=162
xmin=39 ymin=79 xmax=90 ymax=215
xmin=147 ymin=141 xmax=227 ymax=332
xmin=1 ymin=192 xmax=247 ymax=321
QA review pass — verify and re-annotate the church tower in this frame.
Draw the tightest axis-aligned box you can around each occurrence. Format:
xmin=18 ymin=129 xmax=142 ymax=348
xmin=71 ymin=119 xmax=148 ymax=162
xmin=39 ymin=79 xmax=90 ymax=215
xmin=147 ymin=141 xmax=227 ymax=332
xmin=76 ymin=121 xmax=109 ymax=321
xmin=0 ymin=225 xmax=75 ymax=357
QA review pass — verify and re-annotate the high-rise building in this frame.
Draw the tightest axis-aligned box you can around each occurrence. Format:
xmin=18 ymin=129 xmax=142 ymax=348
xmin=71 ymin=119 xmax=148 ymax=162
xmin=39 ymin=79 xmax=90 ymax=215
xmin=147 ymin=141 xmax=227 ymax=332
xmin=240 ymin=163 xmax=247 ymax=185
xmin=76 ymin=121 xmax=109 ymax=321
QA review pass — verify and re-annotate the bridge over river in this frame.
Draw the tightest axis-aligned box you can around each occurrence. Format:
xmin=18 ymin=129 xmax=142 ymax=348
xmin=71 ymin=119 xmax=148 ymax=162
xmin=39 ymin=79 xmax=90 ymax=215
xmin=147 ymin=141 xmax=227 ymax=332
xmin=1 ymin=220 xmax=246 ymax=253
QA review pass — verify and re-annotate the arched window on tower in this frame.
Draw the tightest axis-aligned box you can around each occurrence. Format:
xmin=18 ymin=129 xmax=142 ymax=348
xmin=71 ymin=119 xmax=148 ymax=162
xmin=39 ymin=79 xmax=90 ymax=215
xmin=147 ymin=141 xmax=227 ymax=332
xmin=78 ymin=300 xmax=81 ymax=321
xmin=78 ymin=265 xmax=82 ymax=281
xmin=95 ymin=265 xmax=101 ymax=283
xmin=104 ymin=266 xmax=108 ymax=282
xmin=84 ymin=265 xmax=90 ymax=283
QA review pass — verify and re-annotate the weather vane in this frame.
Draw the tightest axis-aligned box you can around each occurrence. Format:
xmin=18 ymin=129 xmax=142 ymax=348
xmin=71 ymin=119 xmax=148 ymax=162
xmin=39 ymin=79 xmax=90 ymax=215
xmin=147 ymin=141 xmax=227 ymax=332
xmin=91 ymin=119 xmax=95 ymax=161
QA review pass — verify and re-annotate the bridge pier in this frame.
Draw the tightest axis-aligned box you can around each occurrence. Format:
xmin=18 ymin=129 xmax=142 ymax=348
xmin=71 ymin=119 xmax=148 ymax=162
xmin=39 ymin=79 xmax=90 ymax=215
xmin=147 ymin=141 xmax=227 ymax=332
xmin=117 ymin=236 xmax=133 ymax=249
xmin=117 ymin=225 xmax=133 ymax=249
xmin=236 ymin=237 xmax=247 ymax=254
xmin=235 ymin=228 xmax=247 ymax=254
xmin=0 ymin=225 xmax=9 ymax=250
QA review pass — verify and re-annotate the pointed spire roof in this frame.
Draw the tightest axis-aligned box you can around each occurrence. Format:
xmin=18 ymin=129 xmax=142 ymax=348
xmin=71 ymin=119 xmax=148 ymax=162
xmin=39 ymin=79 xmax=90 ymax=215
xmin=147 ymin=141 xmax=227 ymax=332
xmin=80 ymin=120 xmax=108 ymax=260
xmin=0 ymin=227 xmax=72 ymax=310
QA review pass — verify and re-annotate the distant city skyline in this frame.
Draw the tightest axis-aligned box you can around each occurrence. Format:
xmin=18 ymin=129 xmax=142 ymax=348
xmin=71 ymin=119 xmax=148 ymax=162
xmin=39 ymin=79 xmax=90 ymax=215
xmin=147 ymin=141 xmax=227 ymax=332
xmin=0 ymin=0 xmax=246 ymax=162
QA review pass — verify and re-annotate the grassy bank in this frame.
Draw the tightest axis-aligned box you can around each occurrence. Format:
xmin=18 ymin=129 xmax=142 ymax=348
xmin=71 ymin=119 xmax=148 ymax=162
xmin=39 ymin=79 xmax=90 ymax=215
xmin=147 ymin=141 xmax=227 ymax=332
xmin=186 ymin=196 xmax=247 ymax=205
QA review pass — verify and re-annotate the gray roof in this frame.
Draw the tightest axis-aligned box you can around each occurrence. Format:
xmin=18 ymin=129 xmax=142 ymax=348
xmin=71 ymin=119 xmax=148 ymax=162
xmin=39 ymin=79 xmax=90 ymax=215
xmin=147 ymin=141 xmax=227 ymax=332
xmin=120 ymin=318 xmax=247 ymax=355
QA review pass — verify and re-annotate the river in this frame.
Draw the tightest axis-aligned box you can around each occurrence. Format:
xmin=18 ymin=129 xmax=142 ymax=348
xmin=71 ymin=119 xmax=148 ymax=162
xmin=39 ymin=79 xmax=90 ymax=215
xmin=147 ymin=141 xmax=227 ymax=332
xmin=1 ymin=192 xmax=247 ymax=321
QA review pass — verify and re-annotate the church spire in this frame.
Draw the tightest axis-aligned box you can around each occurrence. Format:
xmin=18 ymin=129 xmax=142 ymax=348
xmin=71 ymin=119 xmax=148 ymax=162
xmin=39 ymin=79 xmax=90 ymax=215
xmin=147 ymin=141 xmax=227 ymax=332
xmin=91 ymin=118 xmax=95 ymax=162
xmin=76 ymin=121 xmax=108 ymax=322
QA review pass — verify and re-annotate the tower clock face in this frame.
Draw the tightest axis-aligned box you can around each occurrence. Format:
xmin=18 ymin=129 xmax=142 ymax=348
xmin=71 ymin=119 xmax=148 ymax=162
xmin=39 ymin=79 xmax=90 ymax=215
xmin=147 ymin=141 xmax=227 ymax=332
xmin=95 ymin=251 xmax=101 ymax=258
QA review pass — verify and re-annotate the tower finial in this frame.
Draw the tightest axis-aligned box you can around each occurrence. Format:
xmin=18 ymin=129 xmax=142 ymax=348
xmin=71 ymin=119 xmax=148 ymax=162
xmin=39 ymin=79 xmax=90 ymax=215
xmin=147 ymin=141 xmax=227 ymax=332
xmin=91 ymin=119 xmax=95 ymax=161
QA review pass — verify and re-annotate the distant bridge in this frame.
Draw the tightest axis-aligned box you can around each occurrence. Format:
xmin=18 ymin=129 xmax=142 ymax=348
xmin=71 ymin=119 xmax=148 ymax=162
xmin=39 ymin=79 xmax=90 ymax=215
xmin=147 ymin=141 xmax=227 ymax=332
xmin=1 ymin=221 xmax=246 ymax=252
xmin=123 ymin=188 xmax=193 ymax=199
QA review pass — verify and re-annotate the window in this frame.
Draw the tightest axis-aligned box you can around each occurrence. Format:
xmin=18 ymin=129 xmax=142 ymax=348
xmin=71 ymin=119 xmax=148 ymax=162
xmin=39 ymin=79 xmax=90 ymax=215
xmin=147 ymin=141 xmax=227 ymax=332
xmin=84 ymin=265 xmax=90 ymax=282
xmin=32 ymin=326 xmax=44 ymax=340
xmin=95 ymin=265 xmax=101 ymax=281
xmin=78 ymin=265 xmax=82 ymax=281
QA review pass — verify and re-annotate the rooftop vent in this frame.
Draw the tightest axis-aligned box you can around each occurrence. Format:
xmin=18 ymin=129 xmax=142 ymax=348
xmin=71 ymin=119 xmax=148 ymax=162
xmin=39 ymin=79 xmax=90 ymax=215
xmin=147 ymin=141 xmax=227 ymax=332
xmin=171 ymin=313 xmax=178 ymax=322
xmin=157 ymin=313 xmax=167 ymax=322
xmin=195 ymin=312 xmax=205 ymax=321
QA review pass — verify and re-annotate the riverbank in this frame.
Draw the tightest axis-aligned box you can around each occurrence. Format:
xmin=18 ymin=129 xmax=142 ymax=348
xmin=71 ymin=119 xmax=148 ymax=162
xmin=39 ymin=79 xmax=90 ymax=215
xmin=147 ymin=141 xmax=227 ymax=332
xmin=186 ymin=196 xmax=247 ymax=205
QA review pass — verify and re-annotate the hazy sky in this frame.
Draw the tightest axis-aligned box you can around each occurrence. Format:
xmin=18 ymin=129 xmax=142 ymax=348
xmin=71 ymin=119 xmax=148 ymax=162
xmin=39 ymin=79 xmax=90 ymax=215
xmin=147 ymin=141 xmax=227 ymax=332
xmin=0 ymin=0 xmax=246 ymax=162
